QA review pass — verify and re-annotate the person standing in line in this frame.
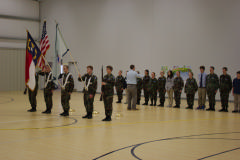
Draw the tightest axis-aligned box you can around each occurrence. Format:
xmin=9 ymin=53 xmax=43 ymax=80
xmin=126 ymin=65 xmax=144 ymax=110
xmin=142 ymin=69 xmax=151 ymax=105
xmin=219 ymin=67 xmax=232 ymax=112
xmin=101 ymin=66 xmax=115 ymax=121
xmin=115 ymin=70 xmax=125 ymax=103
xmin=166 ymin=70 xmax=174 ymax=107
xmin=158 ymin=71 xmax=166 ymax=107
xmin=173 ymin=71 xmax=184 ymax=108
xmin=136 ymin=71 xmax=143 ymax=105
xmin=78 ymin=66 xmax=98 ymax=119
xmin=197 ymin=66 xmax=207 ymax=110
xmin=232 ymin=71 xmax=240 ymax=113
xmin=38 ymin=65 xmax=54 ymax=114
xmin=184 ymin=71 xmax=198 ymax=109
xmin=58 ymin=65 xmax=74 ymax=116
xmin=149 ymin=72 xmax=158 ymax=106
xmin=206 ymin=66 xmax=219 ymax=111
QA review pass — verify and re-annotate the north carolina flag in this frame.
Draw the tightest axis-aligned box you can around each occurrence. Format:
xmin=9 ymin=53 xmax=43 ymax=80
xmin=25 ymin=31 xmax=41 ymax=91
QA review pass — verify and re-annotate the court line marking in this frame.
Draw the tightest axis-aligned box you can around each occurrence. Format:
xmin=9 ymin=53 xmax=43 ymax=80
xmin=92 ymin=132 xmax=240 ymax=160
xmin=131 ymin=137 xmax=240 ymax=160
xmin=0 ymin=117 xmax=78 ymax=130
xmin=0 ymin=117 xmax=57 ymax=123
xmin=0 ymin=115 xmax=239 ymax=130
xmin=197 ymin=147 xmax=240 ymax=160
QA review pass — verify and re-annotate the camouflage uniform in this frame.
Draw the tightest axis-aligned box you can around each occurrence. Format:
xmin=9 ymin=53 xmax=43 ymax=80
xmin=115 ymin=75 xmax=125 ymax=102
xmin=39 ymin=71 xmax=54 ymax=112
xmin=102 ymin=74 xmax=115 ymax=117
xmin=158 ymin=76 xmax=166 ymax=106
xmin=206 ymin=73 xmax=219 ymax=110
xmin=136 ymin=77 xmax=143 ymax=104
xmin=143 ymin=75 xmax=151 ymax=104
xmin=59 ymin=72 xmax=74 ymax=114
xmin=28 ymin=72 xmax=39 ymax=110
xmin=184 ymin=78 xmax=198 ymax=108
xmin=149 ymin=78 xmax=158 ymax=105
xmin=219 ymin=74 xmax=232 ymax=110
xmin=78 ymin=74 xmax=98 ymax=115
xmin=173 ymin=76 xmax=184 ymax=107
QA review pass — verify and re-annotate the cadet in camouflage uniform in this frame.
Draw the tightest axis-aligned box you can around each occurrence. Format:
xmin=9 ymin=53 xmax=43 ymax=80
xmin=219 ymin=67 xmax=232 ymax=112
xmin=150 ymin=72 xmax=158 ymax=106
xmin=206 ymin=66 xmax=219 ymax=111
xmin=78 ymin=66 xmax=98 ymax=119
xmin=38 ymin=65 xmax=54 ymax=114
xmin=115 ymin=70 xmax=125 ymax=103
xmin=158 ymin=71 xmax=166 ymax=107
xmin=184 ymin=72 xmax=198 ymax=109
xmin=26 ymin=72 xmax=39 ymax=112
xmin=173 ymin=71 xmax=184 ymax=108
xmin=136 ymin=71 xmax=143 ymax=105
xmin=142 ymin=69 xmax=150 ymax=105
xmin=58 ymin=65 xmax=74 ymax=116
xmin=102 ymin=66 xmax=115 ymax=121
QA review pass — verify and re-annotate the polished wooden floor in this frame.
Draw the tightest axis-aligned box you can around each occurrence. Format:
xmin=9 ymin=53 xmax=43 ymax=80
xmin=0 ymin=91 xmax=240 ymax=160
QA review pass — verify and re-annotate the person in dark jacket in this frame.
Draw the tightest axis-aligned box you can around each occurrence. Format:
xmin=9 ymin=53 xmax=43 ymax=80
xmin=184 ymin=72 xmax=198 ymax=109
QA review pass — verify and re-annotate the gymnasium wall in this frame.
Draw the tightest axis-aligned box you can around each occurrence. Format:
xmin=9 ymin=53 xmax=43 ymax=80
xmin=0 ymin=0 xmax=40 ymax=91
xmin=40 ymin=0 xmax=240 ymax=100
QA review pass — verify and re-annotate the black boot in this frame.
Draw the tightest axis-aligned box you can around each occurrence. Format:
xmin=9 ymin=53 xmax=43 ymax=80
xmin=88 ymin=112 xmax=93 ymax=119
xmin=150 ymin=100 xmax=153 ymax=106
xmin=219 ymin=106 xmax=225 ymax=112
xmin=224 ymin=105 xmax=228 ymax=112
xmin=206 ymin=104 xmax=212 ymax=111
xmin=28 ymin=107 xmax=36 ymax=112
xmin=142 ymin=101 xmax=148 ymax=105
xmin=173 ymin=105 xmax=180 ymax=108
xmin=212 ymin=105 xmax=215 ymax=111
xmin=102 ymin=116 xmax=111 ymax=121
xmin=154 ymin=101 xmax=156 ymax=106
xmin=82 ymin=113 xmax=89 ymax=118
xmin=42 ymin=109 xmax=51 ymax=114
xmin=136 ymin=100 xmax=140 ymax=105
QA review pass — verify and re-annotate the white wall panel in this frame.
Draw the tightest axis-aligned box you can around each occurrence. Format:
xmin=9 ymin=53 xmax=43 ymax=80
xmin=0 ymin=0 xmax=39 ymax=19
xmin=0 ymin=48 xmax=25 ymax=91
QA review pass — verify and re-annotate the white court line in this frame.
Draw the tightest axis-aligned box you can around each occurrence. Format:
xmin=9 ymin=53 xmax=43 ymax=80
xmin=0 ymin=117 xmax=58 ymax=124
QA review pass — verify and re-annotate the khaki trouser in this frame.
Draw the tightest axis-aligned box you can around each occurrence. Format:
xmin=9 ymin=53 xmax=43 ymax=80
xmin=234 ymin=94 xmax=240 ymax=111
xmin=167 ymin=88 xmax=173 ymax=106
xmin=127 ymin=85 xmax=137 ymax=109
xmin=198 ymin=88 xmax=206 ymax=106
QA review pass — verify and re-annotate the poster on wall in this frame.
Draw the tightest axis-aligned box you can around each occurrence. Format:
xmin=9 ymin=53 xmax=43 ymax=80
xmin=172 ymin=65 xmax=192 ymax=81
xmin=161 ymin=66 xmax=168 ymax=73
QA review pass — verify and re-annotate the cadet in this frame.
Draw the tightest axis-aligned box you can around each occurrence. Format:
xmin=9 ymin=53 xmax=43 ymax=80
xmin=102 ymin=66 xmax=115 ymax=121
xmin=26 ymin=72 xmax=39 ymax=112
xmin=142 ymin=69 xmax=150 ymax=105
xmin=158 ymin=71 xmax=166 ymax=107
xmin=136 ymin=71 xmax=143 ymax=105
xmin=184 ymin=72 xmax=198 ymax=109
xmin=206 ymin=66 xmax=219 ymax=111
xmin=78 ymin=66 xmax=98 ymax=119
xmin=115 ymin=70 xmax=125 ymax=103
xmin=219 ymin=67 xmax=232 ymax=112
xmin=150 ymin=72 xmax=158 ymax=106
xmin=38 ymin=65 xmax=54 ymax=114
xmin=232 ymin=71 xmax=240 ymax=113
xmin=173 ymin=71 xmax=184 ymax=108
xmin=58 ymin=65 xmax=74 ymax=116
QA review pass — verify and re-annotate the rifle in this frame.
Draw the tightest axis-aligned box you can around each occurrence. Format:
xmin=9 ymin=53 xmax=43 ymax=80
xmin=100 ymin=65 xmax=103 ymax=101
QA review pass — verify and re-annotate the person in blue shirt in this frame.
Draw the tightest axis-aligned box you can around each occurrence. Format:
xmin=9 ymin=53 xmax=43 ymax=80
xmin=197 ymin=66 xmax=207 ymax=110
xmin=232 ymin=71 xmax=240 ymax=113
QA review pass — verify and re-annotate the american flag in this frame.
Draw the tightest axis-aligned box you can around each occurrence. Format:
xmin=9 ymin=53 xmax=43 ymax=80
xmin=38 ymin=21 xmax=50 ymax=69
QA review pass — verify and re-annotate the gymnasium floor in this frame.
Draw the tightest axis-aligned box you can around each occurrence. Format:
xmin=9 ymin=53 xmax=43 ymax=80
xmin=0 ymin=91 xmax=240 ymax=160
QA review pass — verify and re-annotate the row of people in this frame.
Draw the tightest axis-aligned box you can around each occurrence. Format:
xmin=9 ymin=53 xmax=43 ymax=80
xmin=25 ymin=65 xmax=240 ymax=122
xmin=115 ymin=66 xmax=239 ymax=113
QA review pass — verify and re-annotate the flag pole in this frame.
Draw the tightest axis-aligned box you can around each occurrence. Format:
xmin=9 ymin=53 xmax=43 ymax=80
xmin=41 ymin=55 xmax=63 ymax=88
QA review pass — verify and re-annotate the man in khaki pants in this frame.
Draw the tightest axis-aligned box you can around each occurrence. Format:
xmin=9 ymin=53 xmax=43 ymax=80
xmin=197 ymin=66 xmax=207 ymax=110
xmin=232 ymin=71 xmax=240 ymax=113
